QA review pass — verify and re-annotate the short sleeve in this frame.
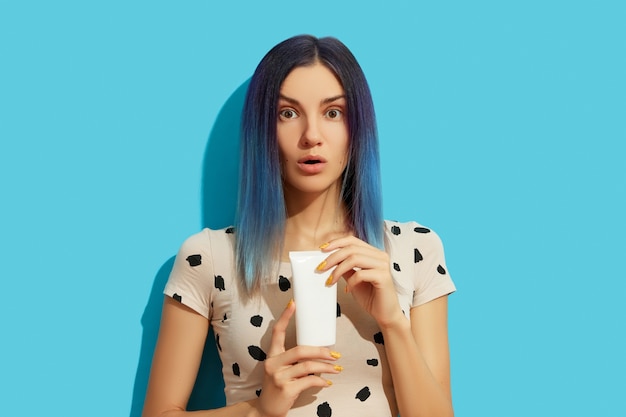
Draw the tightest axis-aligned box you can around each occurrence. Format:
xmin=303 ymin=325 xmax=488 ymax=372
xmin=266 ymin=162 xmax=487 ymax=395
xmin=410 ymin=222 xmax=456 ymax=307
xmin=163 ymin=229 xmax=214 ymax=319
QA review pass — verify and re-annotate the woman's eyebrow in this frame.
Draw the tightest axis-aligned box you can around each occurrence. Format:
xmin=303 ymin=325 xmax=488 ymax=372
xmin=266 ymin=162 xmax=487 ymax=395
xmin=278 ymin=94 xmax=299 ymax=105
xmin=278 ymin=94 xmax=346 ymax=105
xmin=321 ymin=94 xmax=346 ymax=105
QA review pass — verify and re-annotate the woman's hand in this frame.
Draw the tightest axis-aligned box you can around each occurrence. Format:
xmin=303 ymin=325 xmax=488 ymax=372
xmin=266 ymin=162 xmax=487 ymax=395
xmin=320 ymin=236 xmax=405 ymax=329
xmin=253 ymin=300 xmax=342 ymax=417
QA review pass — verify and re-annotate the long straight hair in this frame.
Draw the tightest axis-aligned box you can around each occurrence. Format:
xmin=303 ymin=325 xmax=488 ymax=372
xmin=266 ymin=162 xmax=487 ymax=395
xmin=235 ymin=35 xmax=383 ymax=293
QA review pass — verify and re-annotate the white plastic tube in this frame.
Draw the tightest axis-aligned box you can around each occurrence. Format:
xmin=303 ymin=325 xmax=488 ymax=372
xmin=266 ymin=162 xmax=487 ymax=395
xmin=289 ymin=250 xmax=337 ymax=346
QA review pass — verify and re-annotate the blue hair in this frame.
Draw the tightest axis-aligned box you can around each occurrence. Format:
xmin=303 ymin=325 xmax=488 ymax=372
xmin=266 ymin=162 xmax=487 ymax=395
xmin=235 ymin=35 xmax=383 ymax=292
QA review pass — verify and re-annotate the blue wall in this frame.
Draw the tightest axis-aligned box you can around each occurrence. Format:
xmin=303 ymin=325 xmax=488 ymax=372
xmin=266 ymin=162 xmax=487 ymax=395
xmin=1 ymin=1 xmax=624 ymax=416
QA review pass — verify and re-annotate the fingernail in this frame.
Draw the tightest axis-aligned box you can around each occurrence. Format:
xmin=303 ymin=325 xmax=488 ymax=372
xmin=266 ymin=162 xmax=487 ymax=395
xmin=333 ymin=365 xmax=344 ymax=372
xmin=326 ymin=379 xmax=333 ymax=386
xmin=316 ymin=260 xmax=327 ymax=271
xmin=330 ymin=351 xmax=341 ymax=359
xmin=319 ymin=242 xmax=330 ymax=249
xmin=286 ymin=299 xmax=293 ymax=308
xmin=325 ymin=275 xmax=333 ymax=286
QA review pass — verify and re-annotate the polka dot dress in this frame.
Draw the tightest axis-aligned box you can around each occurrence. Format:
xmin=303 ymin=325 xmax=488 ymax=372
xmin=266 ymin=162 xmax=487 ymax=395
xmin=164 ymin=220 xmax=456 ymax=416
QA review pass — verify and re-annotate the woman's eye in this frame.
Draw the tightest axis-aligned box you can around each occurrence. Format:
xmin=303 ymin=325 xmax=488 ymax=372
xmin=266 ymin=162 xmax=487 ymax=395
xmin=325 ymin=109 xmax=343 ymax=119
xmin=279 ymin=109 xmax=298 ymax=119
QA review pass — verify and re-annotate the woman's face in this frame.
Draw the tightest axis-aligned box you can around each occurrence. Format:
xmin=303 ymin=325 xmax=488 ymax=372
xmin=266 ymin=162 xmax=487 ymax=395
xmin=276 ymin=63 xmax=349 ymax=196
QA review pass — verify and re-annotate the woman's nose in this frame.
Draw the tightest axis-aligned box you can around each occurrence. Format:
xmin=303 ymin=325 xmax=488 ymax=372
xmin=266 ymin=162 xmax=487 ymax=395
xmin=301 ymin=117 xmax=322 ymax=147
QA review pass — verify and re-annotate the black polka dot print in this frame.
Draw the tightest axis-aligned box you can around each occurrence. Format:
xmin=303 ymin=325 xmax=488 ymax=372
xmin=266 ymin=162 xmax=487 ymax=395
xmin=232 ymin=363 xmax=240 ymax=377
xmin=414 ymin=226 xmax=431 ymax=233
xmin=255 ymin=389 xmax=262 ymax=397
xmin=391 ymin=225 xmax=401 ymax=235
xmin=414 ymin=248 xmax=424 ymax=263
xmin=393 ymin=262 xmax=401 ymax=272
xmin=172 ymin=293 xmax=182 ymax=303
xmin=186 ymin=254 xmax=202 ymax=267
xmin=373 ymin=332 xmax=384 ymax=345
xmin=215 ymin=333 xmax=222 ymax=352
xmin=214 ymin=275 xmax=225 ymax=291
xmin=437 ymin=265 xmax=447 ymax=275
xmin=336 ymin=303 xmax=341 ymax=317
xmin=250 ymin=315 xmax=263 ymax=327
xmin=317 ymin=402 xmax=332 ymax=417
xmin=355 ymin=386 xmax=371 ymax=402
xmin=278 ymin=275 xmax=291 ymax=292
xmin=248 ymin=345 xmax=267 ymax=361
xmin=222 ymin=313 xmax=227 ymax=322
xmin=366 ymin=358 xmax=379 ymax=367
xmin=225 ymin=227 xmax=235 ymax=234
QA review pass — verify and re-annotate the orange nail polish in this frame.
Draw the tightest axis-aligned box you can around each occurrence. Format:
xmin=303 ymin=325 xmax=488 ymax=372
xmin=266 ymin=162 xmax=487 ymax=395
xmin=330 ymin=351 xmax=341 ymax=359
xmin=286 ymin=299 xmax=294 ymax=309
xmin=319 ymin=242 xmax=330 ymax=249
xmin=326 ymin=379 xmax=333 ymax=386
xmin=325 ymin=275 xmax=333 ymax=286
xmin=333 ymin=365 xmax=344 ymax=372
xmin=316 ymin=260 xmax=327 ymax=271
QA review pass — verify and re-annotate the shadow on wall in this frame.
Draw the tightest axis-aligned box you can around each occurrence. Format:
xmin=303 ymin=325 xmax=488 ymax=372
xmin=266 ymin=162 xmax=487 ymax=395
xmin=202 ymin=80 xmax=250 ymax=230
xmin=129 ymin=80 xmax=250 ymax=417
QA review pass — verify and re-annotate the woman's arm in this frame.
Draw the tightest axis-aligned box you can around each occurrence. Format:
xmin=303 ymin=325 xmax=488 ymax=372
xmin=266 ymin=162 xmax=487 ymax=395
xmin=142 ymin=296 xmax=259 ymax=417
xmin=320 ymin=236 xmax=454 ymax=417
xmin=380 ymin=296 xmax=453 ymax=417
xmin=142 ymin=297 xmax=342 ymax=417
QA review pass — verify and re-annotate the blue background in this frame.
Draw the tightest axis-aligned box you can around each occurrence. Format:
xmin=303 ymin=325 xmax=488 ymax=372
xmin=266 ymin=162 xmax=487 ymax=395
xmin=1 ymin=1 xmax=624 ymax=416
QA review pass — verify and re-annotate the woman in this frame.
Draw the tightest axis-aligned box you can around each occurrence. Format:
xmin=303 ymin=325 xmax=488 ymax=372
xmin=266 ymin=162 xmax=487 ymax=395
xmin=143 ymin=35 xmax=456 ymax=417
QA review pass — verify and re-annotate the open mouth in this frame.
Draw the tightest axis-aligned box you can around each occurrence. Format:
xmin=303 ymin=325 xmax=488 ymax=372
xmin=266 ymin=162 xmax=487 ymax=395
xmin=297 ymin=156 xmax=326 ymax=173
xmin=299 ymin=155 xmax=326 ymax=164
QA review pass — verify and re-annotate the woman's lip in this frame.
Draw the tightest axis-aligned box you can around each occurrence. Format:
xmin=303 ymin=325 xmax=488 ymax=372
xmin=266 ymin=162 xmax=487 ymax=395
xmin=297 ymin=155 xmax=327 ymax=164
xmin=297 ymin=161 xmax=327 ymax=174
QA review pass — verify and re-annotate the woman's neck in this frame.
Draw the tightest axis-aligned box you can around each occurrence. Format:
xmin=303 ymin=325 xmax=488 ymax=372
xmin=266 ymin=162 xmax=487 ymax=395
xmin=282 ymin=183 xmax=351 ymax=258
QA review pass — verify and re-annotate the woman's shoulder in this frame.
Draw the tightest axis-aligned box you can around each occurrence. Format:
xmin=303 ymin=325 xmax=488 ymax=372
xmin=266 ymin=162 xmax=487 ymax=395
xmin=382 ymin=220 xmax=455 ymax=302
xmin=178 ymin=226 xmax=236 ymax=248
xmin=173 ymin=227 xmax=237 ymax=269
xmin=382 ymin=219 xmax=447 ymax=262
xmin=383 ymin=219 xmax=442 ymax=242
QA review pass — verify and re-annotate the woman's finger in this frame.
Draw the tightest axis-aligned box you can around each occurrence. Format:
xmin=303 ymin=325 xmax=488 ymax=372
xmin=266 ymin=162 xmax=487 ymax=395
xmin=320 ymin=237 xmax=385 ymax=266
xmin=270 ymin=345 xmax=341 ymax=370
xmin=323 ymin=249 xmax=388 ymax=287
xmin=343 ymin=267 xmax=389 ymax=291
xmin=286 ymin=373 xmax=336 ymax=393
xmin=267 ymin=299 xmax=295 ymax=357
xmin=320 ymin=235 xmax=369 ymax=251
xmin=273 ymin=359 xmax=343 ymax=385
